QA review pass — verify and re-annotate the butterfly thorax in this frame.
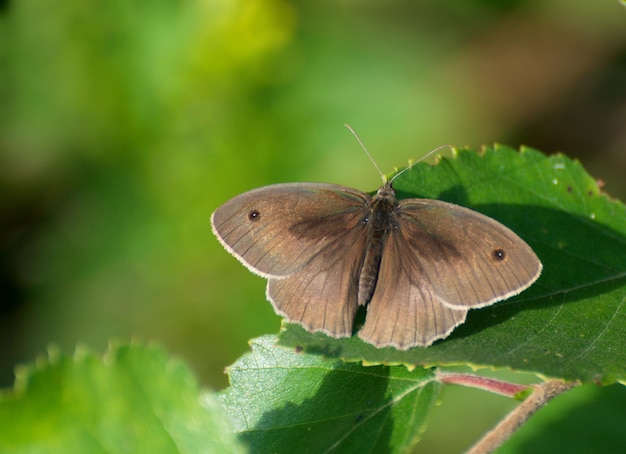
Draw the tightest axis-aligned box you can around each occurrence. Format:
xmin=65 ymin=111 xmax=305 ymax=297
xmin=357 ymin=182 xmax=398 ymax=306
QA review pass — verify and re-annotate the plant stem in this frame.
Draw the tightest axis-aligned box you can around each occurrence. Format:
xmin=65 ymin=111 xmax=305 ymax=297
xmin=466 ymin=380 xmax=579 ymax=454
xmin=437 ymin=372 xmax=530 ymax=398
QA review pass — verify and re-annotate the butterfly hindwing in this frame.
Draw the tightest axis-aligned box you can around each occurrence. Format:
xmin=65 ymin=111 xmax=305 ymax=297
xmin=267 ymin=219 xmax=368 ymax=338
xmin=358 ymin=224 xmax=469 ymax=349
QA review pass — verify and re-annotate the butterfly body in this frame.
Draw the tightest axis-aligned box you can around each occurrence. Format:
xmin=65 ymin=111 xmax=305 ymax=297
xmin=211 ymin=179 xmax=542 ymax=349
xmin=358 ymin=182 xmax=396 ymax=306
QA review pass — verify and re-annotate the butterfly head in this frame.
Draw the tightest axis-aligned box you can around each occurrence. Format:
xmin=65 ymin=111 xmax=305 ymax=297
xmin=375 ymin=179 xmax=396 ymax=201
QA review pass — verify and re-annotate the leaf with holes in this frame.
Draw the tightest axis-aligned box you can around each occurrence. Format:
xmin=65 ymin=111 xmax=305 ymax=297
xmin=279 ymin=145 xmax=626 ymax=384
xmin=219 ymin=335 xmax=442 ymax=453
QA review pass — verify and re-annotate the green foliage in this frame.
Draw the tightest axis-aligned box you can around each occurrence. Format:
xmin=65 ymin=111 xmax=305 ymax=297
xmin=1 ymin=1 xmax=625 ymax=452
xmin=1 ymin=0 xmax=298 ymax=388
xmin=0 ymin=344 xmax=244 ymax=454
xmin=0 ymin=146 xmax=624 ymax=453
xmin=220 ymin=335 xmax=441 ymax=453
xmin=280 ymin=145 xmax=626 ymax=385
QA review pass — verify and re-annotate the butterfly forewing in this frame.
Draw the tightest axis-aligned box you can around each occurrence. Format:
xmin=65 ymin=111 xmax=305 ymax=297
xmin=211 ymin=183 xmax=371 ymax=278
xmin=394 ymin=199 xmax=542 ymax=309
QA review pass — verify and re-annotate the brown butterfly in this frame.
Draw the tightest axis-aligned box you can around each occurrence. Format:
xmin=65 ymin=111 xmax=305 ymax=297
xmin=211 ymin=146 xmax=541 ymax=349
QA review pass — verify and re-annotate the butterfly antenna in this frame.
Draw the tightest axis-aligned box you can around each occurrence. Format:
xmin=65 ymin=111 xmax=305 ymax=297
xmin=389 ymin=143 xmax=453 ymax=184
xmin=344 ymin=124 xmax=387 ymax=183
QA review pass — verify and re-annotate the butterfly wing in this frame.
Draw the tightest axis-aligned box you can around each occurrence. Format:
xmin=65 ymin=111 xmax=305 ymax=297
xmin=211 ymin=183 xmax=370 ymax=278
xmin=267 ymin=222 xmax=368 ymax=337
xmin=394 ymin=198 xmax=542 ymax=309
xmin=357 ymin=226 xmax=469 ymax=349
xmin=212 ymin=182 xmax=372 ymax=337
xmin=358 ymin=198 xmax=541 ymax=349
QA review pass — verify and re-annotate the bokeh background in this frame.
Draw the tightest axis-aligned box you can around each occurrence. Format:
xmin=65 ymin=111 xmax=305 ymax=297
xmin=1 ymin=1 xmax=625 ymax=452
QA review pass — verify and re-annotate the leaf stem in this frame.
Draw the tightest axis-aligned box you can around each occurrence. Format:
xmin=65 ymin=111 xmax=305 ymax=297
xmin=437 ymin=372 xmax=530 ymax=398
xmin=465 ymin=380 xmax=580 ymax=454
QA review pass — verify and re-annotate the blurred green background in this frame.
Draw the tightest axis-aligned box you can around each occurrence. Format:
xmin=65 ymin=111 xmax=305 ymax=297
xmin=1 ymin=0 xmax=625 ymax=452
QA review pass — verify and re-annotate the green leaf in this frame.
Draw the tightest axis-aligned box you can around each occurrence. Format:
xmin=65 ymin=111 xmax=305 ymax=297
xmin=279 ymin=145 xmax=626 ymax=384
xmin=0 ymin=343 xmax=245 ymax=454
xmin=219 ymin=335 xmax=442 ymax=453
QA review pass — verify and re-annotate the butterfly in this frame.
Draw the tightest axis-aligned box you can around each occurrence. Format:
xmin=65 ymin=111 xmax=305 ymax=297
xmin=211 ymin=162 xmax=542 ymax=349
